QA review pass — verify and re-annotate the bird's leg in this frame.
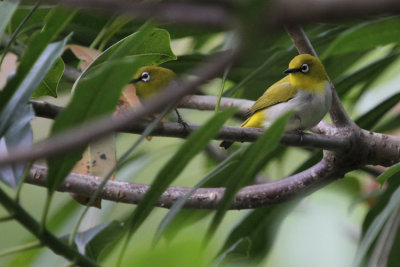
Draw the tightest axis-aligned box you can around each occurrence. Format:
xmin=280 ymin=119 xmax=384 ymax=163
xmin=296 ymin=129 xmax=305 ymax=142
xmin=175 ymin=109 xmax=189 ymax=130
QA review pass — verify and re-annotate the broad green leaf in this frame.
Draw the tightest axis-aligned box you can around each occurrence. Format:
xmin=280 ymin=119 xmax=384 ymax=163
xmin=334 ymin=52 xmax=399 ymax=97
xmin=0 ymin=8 xmax=74 ymax=114
xmin=46 ymin=25 xmax=177 ymax=193
xmin=207 ymin=113 xmax=290 ymax=239
xmin=0 ymin=36 xmax=69 ymax=136
xmin=0 ymin=0 xmax=19 ymax=40
xmin=0 ymin=104 xmax=33 ymax=188
xmin=323 ymin=17 xmax=400 ymax=57
xmin=74 ymin=221 xmax=124 ymax=260
xmin=125 ymin=107 xmax=237 ymax=239
xmin=355 ymin=182 xmax=400 ymax=266
xmin=77 ymin=27 xmax=177 ymax=86
xmin=216 ymin=203 xmax=295 ymax=264
xmin=31 ymin=57 xmax=64 ymax=98
xmin=377 ymin=163 xmax=400 ymax=186
xmin=355 ymin=91 xmax=400 ymax=130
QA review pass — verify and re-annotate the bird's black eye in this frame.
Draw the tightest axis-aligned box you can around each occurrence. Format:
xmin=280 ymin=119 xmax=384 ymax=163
xmin=300 ymin=64 xmax=309 ymax=73
xmin=141 ymin=72 xmax=150 ymax=82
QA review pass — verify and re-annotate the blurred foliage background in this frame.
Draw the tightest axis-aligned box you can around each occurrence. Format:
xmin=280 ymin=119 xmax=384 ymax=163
xmin=1 ymin=2 xmax=400 ymax=267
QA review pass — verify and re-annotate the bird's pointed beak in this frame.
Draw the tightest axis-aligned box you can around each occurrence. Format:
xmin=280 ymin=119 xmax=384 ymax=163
xmin=130 ymin=77 xmax=141 ymax=84
xmin=284 ymin=68 xmax=300 ymax=74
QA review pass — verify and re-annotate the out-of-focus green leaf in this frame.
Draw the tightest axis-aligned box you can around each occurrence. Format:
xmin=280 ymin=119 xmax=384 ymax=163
xmin=0 ymin=36 xmax=69 ymax=136
xmin=377 ymin=163 xmax=400 ymax=186
xmin=291 ymin=150 xmax=323 ymax=174
xmin=0 ymin=104 xmax=33 ymax=189
xmin=98 ymin=16 xmax=131 ymax=51
xmin=31 ymin=57 xmax=64 ymax=98
xmin=355 ymin=91 xmax=400 ymax=130
xmin=355 ymin=181 xmax=400 ymax=266
xmin=124 ymin=107 xmax=236 ymax=238
xmin=323 ymin=17 xmax=400 ymax=57
xmin=46 ymin=25 xmax=176 ymax=193
xmin=217 ymin=203 xmax=295 ymax=264
xmin=373 ymin=113 xmax=400 ymax=133
xmin=386 ymin=222 xmax=400 ymax=267
xmin=74 ymin=221 xmax=124 ymax=260
xmin=0 ymin=0 xmax=19 ymax=40
xmin=155 ymin=148 xmax=243 ymax=242
xmin=0 ymin=8 xmax=74 ymax=114
xmin=207 ymin=113 xmax=290 ymax=240
xmin=334 ymin=52 xmax=399 ymax=97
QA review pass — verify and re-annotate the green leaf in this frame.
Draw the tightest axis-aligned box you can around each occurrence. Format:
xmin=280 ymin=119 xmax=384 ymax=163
xmin=355 ymin=182 xmax=400 ymax=266
xmin=125 ymin=107 xmax=237 ymax=238
xmin=0 ymin=36 xmax=69 ymax=136
xmin=155 ymin=148 xmax=243 ymax=243
xmin=216 ymin=203 xmax=295 ymax=264
xmin=0 ymin=0 xmax=19 ymax=40
xmin=0 ymin=104 xmax=34 ymax=189
xmin=74 ymin=221 xmax=124 ymax=260
xmin=373 ymin=113 xmax=400 ymax=133
xmin=377 ymin=163 xmax=400 ymax=186
xmin=0 ymin=8 xmax=74 ymax=115
xmin=206 ymin=112 xmax=291 ymax=240
xmin=323 ymin=17 xmax=400 ymax=57
xmin=77 ymin=27 xmax=177 ymax=85
xmin=355 ymin=91 xmax=400 ymax=130
xmin=46 ymin=25 xmax=177 ymax=193
xmin=31 ymin=57 xmax=64 ymax=98
xmin=334 ymin=52 xmax=399 ymax=97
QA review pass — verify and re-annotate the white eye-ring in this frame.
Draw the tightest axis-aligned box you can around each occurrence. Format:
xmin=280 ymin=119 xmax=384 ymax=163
xmin=300 ymin=64 xmax=309 ymax=73
xmin=141 ymin=72 xmax=151 ymax=82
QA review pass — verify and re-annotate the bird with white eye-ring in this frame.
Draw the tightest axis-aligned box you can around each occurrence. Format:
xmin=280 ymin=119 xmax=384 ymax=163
xmin=220 ymin=54 xmax=332 ymax=149
xmin=130 ymin=66 xmax=188 ymax=128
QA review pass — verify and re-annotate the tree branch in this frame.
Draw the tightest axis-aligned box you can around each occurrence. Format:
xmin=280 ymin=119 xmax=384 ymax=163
xmin=40 ymin=0 xmax=235 ymax=29
xmin=30 ymin=99 xmax=350 ymax=151
xmin=27 ymin=161 xmax=343 ymax=210
xmin=271 ymin=0 xmax=400 ymax=27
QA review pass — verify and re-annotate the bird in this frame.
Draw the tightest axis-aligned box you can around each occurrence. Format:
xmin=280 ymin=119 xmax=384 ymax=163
xmin=130 ymin=66 xmax=187 ymax=125
xmin=220 ymin=54 xmax=332 ymax=149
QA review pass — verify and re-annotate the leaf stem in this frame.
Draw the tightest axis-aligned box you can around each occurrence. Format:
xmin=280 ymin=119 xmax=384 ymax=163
xmin=0 ymin=241 xmax=42 ymax=258
xmin=0 ymin=215 xmax=13 ymax=223
xmin=0 ymin=186 xmax=98 ymax=266
xmin=40 ymin=191 xmax=53 ymax=231
xmin=0 ymin=1 xmax=40 ymax=66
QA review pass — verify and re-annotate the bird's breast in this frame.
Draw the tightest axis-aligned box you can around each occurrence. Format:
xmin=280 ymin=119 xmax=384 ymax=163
xmin=262 ymin=82 xmax=331 ymax=131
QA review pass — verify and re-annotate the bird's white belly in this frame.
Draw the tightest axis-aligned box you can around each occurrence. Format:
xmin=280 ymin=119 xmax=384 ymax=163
xmin=262 ymin=83 xmax=332 ymax=131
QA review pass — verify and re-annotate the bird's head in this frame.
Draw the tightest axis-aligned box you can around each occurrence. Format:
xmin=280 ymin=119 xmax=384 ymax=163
xmin=284 ymin=54 xmax=328 ymax=93
xmin=131 ymin=66 xmax=176 ymax=99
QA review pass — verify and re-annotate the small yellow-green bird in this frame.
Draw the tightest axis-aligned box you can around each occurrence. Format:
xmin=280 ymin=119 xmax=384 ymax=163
xmin=131 ymin=66 xmax=187 ymax=125
xmin=131 ymin=66 xmax=177 ymax=99
xmin=220 ymin=54 xmax=332 ymax=149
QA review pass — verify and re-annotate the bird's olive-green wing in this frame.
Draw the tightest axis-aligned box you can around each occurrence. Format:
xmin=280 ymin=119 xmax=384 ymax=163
xmin=247 ymin=76 xmax=298 ymax=115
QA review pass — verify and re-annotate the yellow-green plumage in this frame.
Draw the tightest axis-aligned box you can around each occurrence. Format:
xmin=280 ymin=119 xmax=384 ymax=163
xmin=133 ymin=66 xmax=177 ymax=100
xmin=221 ymin=54 xmax=331 ymax=149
